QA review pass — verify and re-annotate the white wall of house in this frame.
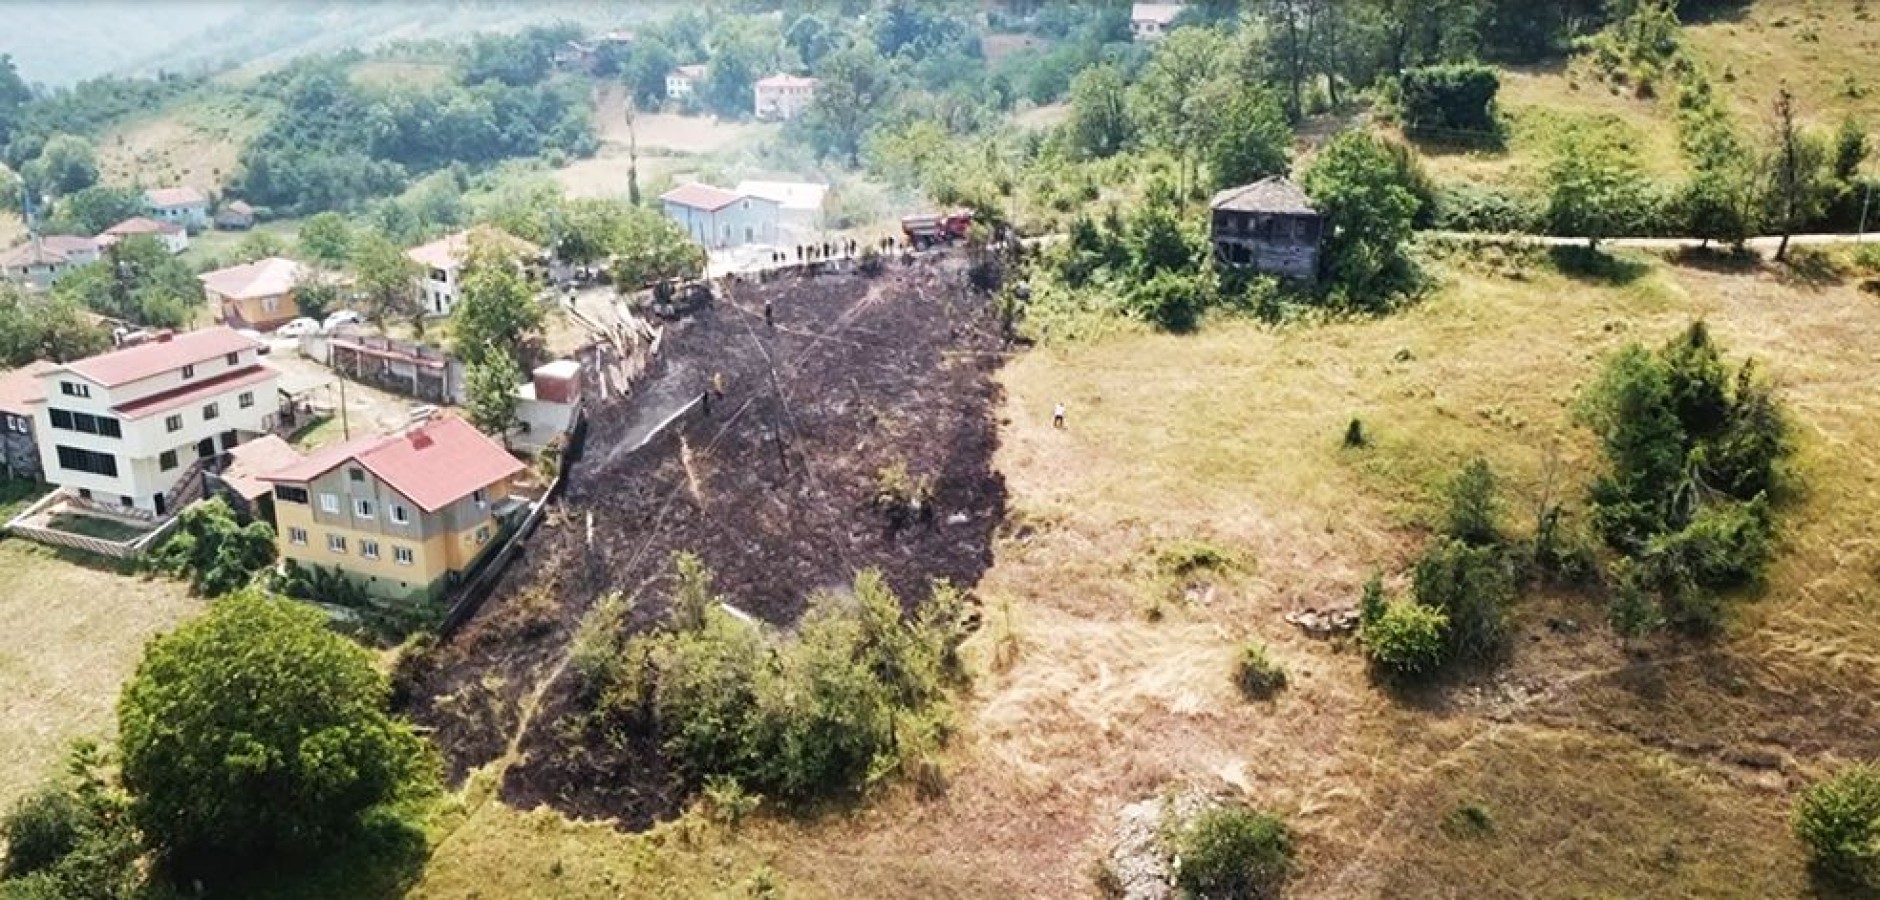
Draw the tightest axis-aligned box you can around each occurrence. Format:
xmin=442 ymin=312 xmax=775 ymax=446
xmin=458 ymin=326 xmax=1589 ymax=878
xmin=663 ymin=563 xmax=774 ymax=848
xmin=418 ymin=264 xmax=460 ymax=317
xmin=661 ymin=196 xmax=781 ymax=249
xmin=149 ymin=202 xmax=209 ymax=231
xmin=34 ymin=346 xmax=278 ymax=513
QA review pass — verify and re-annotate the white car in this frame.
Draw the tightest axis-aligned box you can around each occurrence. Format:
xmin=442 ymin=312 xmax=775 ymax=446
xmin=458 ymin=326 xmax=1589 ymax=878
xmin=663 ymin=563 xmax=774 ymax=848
xmin=322 ymin=310 xmax=363 ymax=332
xmin=276 ymin=318 xmax=321 ymax=338
xmin=235 ymin=328 xmax=270 ymax=354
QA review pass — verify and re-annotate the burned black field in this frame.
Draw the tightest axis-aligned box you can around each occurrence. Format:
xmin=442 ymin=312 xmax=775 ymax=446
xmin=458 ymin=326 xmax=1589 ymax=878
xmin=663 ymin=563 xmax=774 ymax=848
xmin=410 ymin=257 xmax=1010 ymax=826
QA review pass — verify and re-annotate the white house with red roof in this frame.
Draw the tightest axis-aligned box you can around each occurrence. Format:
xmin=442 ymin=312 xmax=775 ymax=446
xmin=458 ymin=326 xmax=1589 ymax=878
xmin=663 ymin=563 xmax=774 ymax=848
xmin=30 ymin=327 xmax=279 ymax=515
xmin=260 ymin=413 xmax=525 ymax=602
xmin=405 ymin=226 xmax=541 ymax=317
xmin=754 ymin=73 xmax=818 ymax=120
xmin=143 ymin=186 xmax=210 ymax=231
xmin=99 ymin=217 xmax=189 ymax=255
xmin=665 ymin=63 xmax=707 ymax=100
xmin=658 ymin=182 xmax=779 ymax=250
xmin=0 ymin=236 xmax=101 ymax=289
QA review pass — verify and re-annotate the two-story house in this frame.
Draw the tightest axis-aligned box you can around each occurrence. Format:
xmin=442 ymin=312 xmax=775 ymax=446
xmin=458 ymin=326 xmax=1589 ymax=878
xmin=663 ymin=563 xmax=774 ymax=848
xmin=406 ymin=227 xmax=541 ymax=317
xmin=99 ymin=217 xmax=189 ymax=255
xmin=30 ymin=327 xmax=279 ymax=515
xmin=200 ymin=256 xmax=304 ymax=330
xmin=665 ymin=64 xmax=706 ymax=100
xmin=1209 ymin=176 xmax=1324 ymax=283
xmin=0 ymin=236 xmax=101 ymax=290
xmin=144 ymin=187 xmax=210 ymax=231
xmin=260 ymin=414 xmax=525 ymax=602
xmin=1130 ymin=3 xmax=1186 ymax=40
xmin=659 ymin=183 xmax=779 ymax=250
xmin=754 ymin=74 xmax=818 ymax=121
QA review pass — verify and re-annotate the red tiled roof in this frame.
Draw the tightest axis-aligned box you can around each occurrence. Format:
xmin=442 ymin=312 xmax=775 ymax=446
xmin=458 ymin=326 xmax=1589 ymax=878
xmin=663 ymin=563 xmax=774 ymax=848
xmin=145 ymin=186 xmax=207 ymax=208
xmin=199 ymin=257 xmax=302 ymax=300
xmin=0 ymin=361 xmax=57 ymax=417
xmin=0 ymin=236 xmax=98 ymax=268
xmin=104 ymin=217 xmax=185 ymax=237
xmin=260 ymin=414 xmax=524 ymax=513
xmin=111 ymin=365 xmax=277 ymax=420
xmin=61 ymin=326 xmax=261 ymax=388
xmin=659 ymin=182 xmax=744 ymax=211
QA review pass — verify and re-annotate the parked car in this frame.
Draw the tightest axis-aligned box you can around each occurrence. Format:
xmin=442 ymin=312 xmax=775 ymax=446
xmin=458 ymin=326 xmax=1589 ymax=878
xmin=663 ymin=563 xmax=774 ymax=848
xmin=322 ymin=310 xmax=363 ymax=332
xmin=235 ymin=328 xmax=270 ymax=354
xmin=277 ymin=318 xmax=320 ymax=338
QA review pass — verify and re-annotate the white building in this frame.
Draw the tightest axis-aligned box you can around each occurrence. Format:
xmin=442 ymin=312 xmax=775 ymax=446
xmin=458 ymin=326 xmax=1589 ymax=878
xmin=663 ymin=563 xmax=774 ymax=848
xmin=0 ymin=236 xmax=101 ymax=290
xmin=666 ymin=64 xmax=706 ymax=100
xmin=99 ymin=217 xmax=189 ymax=255
xmin=1130 ymin=2 xmax=1186 ymax=40
xmin=659 ymin=183 xmax=780 ymax=249
xmin=31 ymin=327 xmax=280 ymax=516
xmin=406 ymin=227 xmax=541 ymax=317
xmin=512 ymin=359 xmax=582 ymax=454
xmin=144 ymin=187 xmax=211 ymax=231
xmin=735 ymin=180 xmax=828 ymax=234
xmin=754 ymin=74 xmax=818 ymax=121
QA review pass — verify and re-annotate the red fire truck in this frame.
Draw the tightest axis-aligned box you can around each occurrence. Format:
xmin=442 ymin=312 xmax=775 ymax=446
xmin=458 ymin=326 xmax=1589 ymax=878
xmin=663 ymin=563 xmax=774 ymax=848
xmin=900 ymin=209 xmax=974 ymax=250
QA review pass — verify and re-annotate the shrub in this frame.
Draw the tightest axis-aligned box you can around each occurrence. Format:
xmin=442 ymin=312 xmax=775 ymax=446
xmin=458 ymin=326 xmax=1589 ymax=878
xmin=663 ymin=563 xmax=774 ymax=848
xmin=1126 ymin=269 xmax=1211 ymax=333
xmin=1172 ymin=805 xmax=1293 ymax=900
xmin=1235 ymin=643 xmax=1287 ymax=700
xmin=146 ymin=496 xmax=276 ymax=597
xmin=1441 ymin=457 xmax=1501 ymax=546
xmin=1432 ymin=182 xmax=1542 ymax=233
xmin=1343 ymin=418 xmax=1367 ymax=448
xmin=1441 ymin=801 xmax=1496 ymax=839
xmin=1412 ymin=540 xmax=1516 ymax=664
xmin=2 ymin=785 xmax=87 ymax=877
xmin=1793 ymin=764 xmax=1880 ymax=888
xmin=1363 ymin=601 xmax=1451 ymax=679
xmin=1397 ymin=64 xmax=1502 ymax=136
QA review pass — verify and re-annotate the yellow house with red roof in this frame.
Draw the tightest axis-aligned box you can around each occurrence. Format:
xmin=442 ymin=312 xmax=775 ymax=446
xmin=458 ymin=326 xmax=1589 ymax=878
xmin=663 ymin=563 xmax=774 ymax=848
xmin=260 ymin=414 xmax=524 ymax=602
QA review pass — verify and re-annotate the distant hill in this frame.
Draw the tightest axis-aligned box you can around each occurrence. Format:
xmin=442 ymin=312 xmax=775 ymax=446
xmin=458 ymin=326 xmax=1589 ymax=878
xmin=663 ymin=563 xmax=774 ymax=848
xmin=0 ymin=0 xmax=674 ymax=86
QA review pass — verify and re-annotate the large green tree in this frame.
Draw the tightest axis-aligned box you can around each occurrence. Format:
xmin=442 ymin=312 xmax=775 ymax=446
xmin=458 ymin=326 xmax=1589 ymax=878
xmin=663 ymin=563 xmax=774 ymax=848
xmin=463 ymin=351 xmax=523 ymax=445
xmin=1203 ymin=85 xmax=1292 ymax=190
xmin=801 ymin=44 xmax=895 ymax=165
xmin=1066 ymin=64 xmax=1134 ymax=159
xmin=0 ymin=287 xmax=109 ymax=366
xmin=296 ymin=211 xmax=354 ymax=267
xmin=349 ymin=230 xmax=422 ymax=333
xmin=1129 ymin=27 xmax=1232 ymax=199
xmin=1300 ymin=130 xmax=1421 ymax=306
xmin=116 ymin=591 xmax=434 ymax=877
xmin=451 ymin=240 xmax=542 ymax=370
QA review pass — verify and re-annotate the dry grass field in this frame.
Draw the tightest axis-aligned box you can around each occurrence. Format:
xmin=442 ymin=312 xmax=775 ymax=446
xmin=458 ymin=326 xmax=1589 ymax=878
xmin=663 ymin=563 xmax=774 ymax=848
xmin=1685 ymin=1 xmax=1880 ymax=127
xmin=96 ymin=92 xmax=277 ymax=196
xmin=0 ymin=542 xmax=201 ymax=809
xmin=411 ymin=245 xmax=1880 ymax=898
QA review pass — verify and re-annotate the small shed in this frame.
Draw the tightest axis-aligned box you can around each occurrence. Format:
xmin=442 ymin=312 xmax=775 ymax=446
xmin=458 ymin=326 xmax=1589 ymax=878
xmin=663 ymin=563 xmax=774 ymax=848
xmin=1208 ymin=176 xmax=1324 ymax=282
xmin=214 ymin=201 xmax=256 ymax=231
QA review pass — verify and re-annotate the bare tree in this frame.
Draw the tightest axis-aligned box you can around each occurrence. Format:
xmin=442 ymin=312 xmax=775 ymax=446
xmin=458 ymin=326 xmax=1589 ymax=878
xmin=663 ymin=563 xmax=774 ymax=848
xmin=1766 ymin=87 xmax=1828 ymax=262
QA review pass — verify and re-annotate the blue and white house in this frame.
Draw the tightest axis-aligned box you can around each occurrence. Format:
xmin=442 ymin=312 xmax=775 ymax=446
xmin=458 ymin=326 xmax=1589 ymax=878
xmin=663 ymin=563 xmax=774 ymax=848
xmin=659 ymin=182 xmax=780 ymax=249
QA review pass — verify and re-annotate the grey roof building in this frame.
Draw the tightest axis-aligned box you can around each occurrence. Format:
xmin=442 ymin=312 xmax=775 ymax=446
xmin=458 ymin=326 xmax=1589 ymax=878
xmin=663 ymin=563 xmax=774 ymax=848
xmin=1209 ymin=176 xmax=1324 ymax=282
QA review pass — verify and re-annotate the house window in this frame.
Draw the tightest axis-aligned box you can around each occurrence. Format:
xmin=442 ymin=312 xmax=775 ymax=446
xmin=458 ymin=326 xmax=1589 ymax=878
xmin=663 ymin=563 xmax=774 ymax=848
xmin=226 ymin=352 xmax=240 ymax=365
xmin=48 ymin=409 xmax=120 ymax=437
xmin=263 ymin=296 xmax=279 ymax=313
xmin=159 ymin=450 xmax=177 ymax=471
xmin=361 ymin=540 xmax=380 ymax=560
xmin=348 ymin=468 xmax=365 ymax=483
xmin=319 ymin=493 xmax=339 ymax=513
xmin=5 ymin=415 xmax=23 ymax=433
xmin=327 ymin=534 xmax=347 ymax=553
xmin=239 ymin=392 xmax=254 ymax=409
xmin=55 ymin=445 xmax=117 ymax=477
xmin=165 ymin=414 xmax=182 ymax=432
xmin=288 ymin=527 xmax=308 ymax=545
xmin=472 ymin=488 xmax=487 ymax=506
xmin=474 ymin=525 xmax=491 ymax=545
xmin=181 ymin=365 xmax=195 ymax=379
xmin=390 ymin=504 xmax=409 ymax=525
xmin=394 ymin=546 xmax=414 ymax=565
xmin=354 ymin=498 xmax=374 ymax=519
xmin=203 ymin=403 xmax=219 ymax=420
xmin=60 ymin=382 xmax=90 ymax=398
xmin=275 ymin=485 xmax=308 ymax=504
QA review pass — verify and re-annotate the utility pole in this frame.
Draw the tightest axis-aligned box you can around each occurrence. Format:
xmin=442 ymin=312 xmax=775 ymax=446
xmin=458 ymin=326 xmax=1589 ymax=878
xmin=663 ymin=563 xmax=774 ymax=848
xmin=338 ymin=377 xmax=350 ymax=440
xmin=1861 ymin=179 xmax=1873 ymax=243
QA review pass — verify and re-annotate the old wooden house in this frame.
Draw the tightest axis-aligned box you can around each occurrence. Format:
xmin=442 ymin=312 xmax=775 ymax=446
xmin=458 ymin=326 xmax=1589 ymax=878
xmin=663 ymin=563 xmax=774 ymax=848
xmin=1209 ymin=177 xmax=1324 ymax=282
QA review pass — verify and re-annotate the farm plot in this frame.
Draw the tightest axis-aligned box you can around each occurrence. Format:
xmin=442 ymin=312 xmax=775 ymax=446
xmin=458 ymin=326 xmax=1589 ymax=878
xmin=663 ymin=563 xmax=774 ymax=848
xmin=411 ymin=256 xmax=1011 ymax=826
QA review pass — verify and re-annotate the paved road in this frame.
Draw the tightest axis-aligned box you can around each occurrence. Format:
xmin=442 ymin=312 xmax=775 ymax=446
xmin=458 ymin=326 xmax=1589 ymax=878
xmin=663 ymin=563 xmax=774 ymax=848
xmin=1426 ymin=230 xmax=1879 ymax=256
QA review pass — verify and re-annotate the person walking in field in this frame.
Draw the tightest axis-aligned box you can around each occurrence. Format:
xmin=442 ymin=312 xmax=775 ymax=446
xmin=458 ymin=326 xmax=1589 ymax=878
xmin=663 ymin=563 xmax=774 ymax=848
xmin=1053 ymin=402 xmax=1066 ymax=429
xmin=712 ymin=371 xmax=726 ymax=399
